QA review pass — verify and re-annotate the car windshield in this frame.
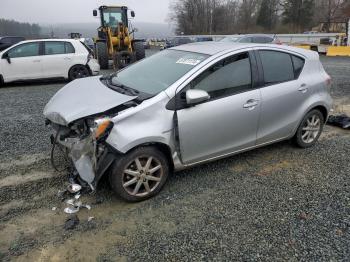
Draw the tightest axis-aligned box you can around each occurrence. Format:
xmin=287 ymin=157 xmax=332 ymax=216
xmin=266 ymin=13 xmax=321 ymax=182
xmin=103 ymin=8 xmax=123 ymax=28
xmin=112 ymin=50 xmax=209 ymax=95
xmin=220 ymin=37 xmax=240 ymax=42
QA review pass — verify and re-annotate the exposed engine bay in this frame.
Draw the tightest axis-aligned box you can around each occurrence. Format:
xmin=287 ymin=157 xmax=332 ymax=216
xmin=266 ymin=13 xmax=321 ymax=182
xmin=47 ymin=99 xmax=139 ymax=191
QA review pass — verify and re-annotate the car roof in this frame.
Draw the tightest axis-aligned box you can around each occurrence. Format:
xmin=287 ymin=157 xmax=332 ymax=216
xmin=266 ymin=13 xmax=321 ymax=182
xmin=171 ymin=42 xmax=317 ymax=58
xmin=13 ymin=39 xmax=79 ymax=44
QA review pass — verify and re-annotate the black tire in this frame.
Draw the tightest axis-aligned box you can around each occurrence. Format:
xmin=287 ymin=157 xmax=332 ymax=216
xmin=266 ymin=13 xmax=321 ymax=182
xmin=293 ymin=109 xmax=324 ymax=148
xmin=133 ymin=41 xmax=145 ymax=61
xmin=109 ymin=147 xmax=169 ymax=202
xmin=96 ymin=41 xmax=109 ymax=69
xmin=0 ymin=74 xmax=4 ymax=87
xmin=68 ymin=65 xmax=90 ymax=81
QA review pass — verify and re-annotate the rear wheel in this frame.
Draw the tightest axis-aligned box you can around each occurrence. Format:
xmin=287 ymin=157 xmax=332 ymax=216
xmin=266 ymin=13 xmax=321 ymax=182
xmin=68 ymin=65 xmax=90 ymax=81
xmin=96 ymin=41 xmax=109 ymax=69
xmin=293 ymin=109 xmax=324 ymax=148
xmin=109 ymin=147 xmax=169 ymax=202
xmin=133 ymin=41 xmax=145 ymax=61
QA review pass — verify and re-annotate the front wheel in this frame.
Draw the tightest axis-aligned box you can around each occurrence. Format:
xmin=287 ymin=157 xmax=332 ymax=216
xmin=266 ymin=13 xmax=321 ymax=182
xmin=109 ymin=147 xmax=169 ymax=202
xmin=133 ymin=41 xmax=145 ymax=61
xmin=293 ymin=109 xmax=324 ymax=148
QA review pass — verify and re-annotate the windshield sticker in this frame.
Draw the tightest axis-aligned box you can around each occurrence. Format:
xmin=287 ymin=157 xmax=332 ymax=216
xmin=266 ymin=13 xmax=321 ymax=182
xmin=176 ymin=58 xmax=202 ymax=66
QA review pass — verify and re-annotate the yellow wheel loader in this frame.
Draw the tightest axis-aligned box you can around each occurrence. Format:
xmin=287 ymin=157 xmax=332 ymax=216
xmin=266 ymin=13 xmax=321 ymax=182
xmin=93 ymin=6 xmax=145 ymax=69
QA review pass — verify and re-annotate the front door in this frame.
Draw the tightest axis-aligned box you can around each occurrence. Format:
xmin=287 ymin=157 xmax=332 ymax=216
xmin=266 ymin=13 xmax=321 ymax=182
xmin=1 ymin=42 xmax=42 ymax=82
xmin=176 ymin=52 xmax=261 ymax=164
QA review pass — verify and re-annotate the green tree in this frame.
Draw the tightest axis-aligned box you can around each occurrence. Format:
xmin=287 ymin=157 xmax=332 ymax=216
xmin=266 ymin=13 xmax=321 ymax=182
xmin=257 ymin=0 xmax=273 ymax=30
xmin=282 ymin=0 xmax=315 ymax=32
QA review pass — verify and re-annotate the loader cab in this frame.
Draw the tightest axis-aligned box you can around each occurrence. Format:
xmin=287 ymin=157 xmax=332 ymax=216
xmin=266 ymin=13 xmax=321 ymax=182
xmin=94 ymin=6 xmax=131 ymax=29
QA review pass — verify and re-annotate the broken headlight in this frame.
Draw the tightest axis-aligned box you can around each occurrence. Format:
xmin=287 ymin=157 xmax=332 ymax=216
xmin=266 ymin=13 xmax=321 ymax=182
xmin=92 ymin=118 xmax=114 ymax=142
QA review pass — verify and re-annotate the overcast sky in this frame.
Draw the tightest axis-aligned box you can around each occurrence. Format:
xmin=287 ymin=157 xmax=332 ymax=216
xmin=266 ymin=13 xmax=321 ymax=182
xmin=0 ymin=0 xmax=172 ymax=24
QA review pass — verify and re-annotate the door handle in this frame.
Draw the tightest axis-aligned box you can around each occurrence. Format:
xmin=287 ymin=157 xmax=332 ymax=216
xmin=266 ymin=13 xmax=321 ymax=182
xmin=298 ymin=84 xmax=308 ymax=93
xmin=33 ymin=60 xmax=41 ymax=62
xmin=243 ymin=99 xmax=259 ymax=110
xmin=64 ymin=57 xmax=72 ymax=60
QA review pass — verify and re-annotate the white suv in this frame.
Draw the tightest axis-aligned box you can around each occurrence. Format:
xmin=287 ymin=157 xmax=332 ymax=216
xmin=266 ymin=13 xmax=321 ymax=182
xmin=0 ymin=39 xmax=100 ymax=85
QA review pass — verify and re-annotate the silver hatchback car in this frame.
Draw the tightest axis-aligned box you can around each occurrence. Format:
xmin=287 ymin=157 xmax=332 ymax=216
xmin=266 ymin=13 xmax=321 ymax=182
xmin=44 ymin=42 xmax=332 ymax=201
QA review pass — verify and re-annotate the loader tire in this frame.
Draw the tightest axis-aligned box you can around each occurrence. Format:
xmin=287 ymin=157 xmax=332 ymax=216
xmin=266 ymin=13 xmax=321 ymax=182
xmin=133 ymin=42 xmax=145 ymax=61
xmin=96 ymin=42 xmax=109 ymax=69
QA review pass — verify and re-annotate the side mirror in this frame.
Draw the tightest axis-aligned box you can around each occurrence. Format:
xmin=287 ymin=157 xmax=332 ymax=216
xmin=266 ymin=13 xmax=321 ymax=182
xmin=131 ymin=11 xmax=135 ymax=18
xmin=186 ymin=89 xmax=210 ymax=106
xmin=2 ymin=53 xmax=11 ymax=64
xmin=93 ymin=10 xmax=98 ymax=17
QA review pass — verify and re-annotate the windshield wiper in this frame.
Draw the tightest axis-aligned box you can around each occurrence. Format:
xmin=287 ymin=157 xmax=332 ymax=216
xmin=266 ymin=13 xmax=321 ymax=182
xmin=111 ymin=77 xmax=139 ymax=96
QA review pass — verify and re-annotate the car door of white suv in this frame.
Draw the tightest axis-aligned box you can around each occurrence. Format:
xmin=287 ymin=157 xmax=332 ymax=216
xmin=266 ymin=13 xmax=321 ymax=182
xmin=1 ymin=42 xmax=42 ymax=82
xmin=175 ymin=51 xmax=261 ymax=164
xmin=41 ymin=41 xmax=75 ymax=78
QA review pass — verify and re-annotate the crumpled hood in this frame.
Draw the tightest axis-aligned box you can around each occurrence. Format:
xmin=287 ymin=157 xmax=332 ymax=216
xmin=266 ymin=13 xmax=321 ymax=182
xmin=43 ymin=76 xmax=137 ymax=125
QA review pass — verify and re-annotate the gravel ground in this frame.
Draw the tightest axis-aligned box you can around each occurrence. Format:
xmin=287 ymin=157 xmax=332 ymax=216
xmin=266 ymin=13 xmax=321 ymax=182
xmin=0 ymin=55 xmax=349 ymax=261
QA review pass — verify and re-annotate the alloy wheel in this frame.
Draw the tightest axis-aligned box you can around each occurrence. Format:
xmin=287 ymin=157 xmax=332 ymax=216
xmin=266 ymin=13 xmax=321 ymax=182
xmin=301 ymin=114 xmax=321 ymax=144
xmin=122 ymin=156 xmax=163 ymax=197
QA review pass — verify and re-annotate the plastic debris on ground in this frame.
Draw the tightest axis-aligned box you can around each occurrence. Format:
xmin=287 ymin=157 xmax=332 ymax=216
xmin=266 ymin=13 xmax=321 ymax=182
xmin=327 ymin=114 xmax=350 ymax=129
xmin=58 ymin=183 xmax=92 ymax=215
xmin=67 ymin=183 xmax=82 ymax=194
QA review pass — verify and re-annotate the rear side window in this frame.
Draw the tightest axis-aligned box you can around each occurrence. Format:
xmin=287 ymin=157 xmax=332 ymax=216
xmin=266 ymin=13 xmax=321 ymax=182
xmin=191 ymin=52 xmax=252 ymax=99
xmin=44 ymin=41 xmax=75 ymax=55
xmin=259 ymin=50 xmax=294 ymax=85
xmin=8 ymin=42 xmax=40 ymax=58
xmin=292 ymin=55 xmax=305 ymax=78
xmin=65 ymin=42 xmax=75 ymax=53
xmin=254 ymin=37 xmax=273 ymax=43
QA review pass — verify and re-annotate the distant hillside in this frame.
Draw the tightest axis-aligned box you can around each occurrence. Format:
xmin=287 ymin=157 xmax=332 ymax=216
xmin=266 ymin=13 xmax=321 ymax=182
xmin=41 ymin=22 xmax=175 ymax=39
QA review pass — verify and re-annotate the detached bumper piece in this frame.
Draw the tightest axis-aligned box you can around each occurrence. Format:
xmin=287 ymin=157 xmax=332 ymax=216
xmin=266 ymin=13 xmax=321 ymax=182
xmin=327 ymin=114 xmax=350 ymax=129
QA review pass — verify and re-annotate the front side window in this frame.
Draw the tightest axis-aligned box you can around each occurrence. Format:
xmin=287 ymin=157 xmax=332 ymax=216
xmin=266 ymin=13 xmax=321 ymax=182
xmin=190 ymin=52 xmax=252 ymax=99
xmin=8 ymin=42 xmax=40 ymax=58
xmin=259 ymin=50 xmax=294 ymax=85
xmin=112 ymin=50 xmax=209 ymax=95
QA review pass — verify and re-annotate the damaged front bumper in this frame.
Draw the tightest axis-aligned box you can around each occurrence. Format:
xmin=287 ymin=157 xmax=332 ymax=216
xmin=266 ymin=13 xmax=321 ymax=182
xmin=50 ymin=119 xmax=116 ymax=190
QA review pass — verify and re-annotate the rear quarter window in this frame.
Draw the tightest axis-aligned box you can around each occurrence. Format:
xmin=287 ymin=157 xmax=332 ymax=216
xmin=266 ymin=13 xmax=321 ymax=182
xmin=65 ymin=42 xmax=75 ymax=53
xmin=291 ymin=55 xmax=305 ymax=78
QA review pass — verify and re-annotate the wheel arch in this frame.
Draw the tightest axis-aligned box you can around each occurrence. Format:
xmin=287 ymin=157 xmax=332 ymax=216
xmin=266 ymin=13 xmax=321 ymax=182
xmin=125 ymin=142 xmax=174 ymax=172
xmin=312 ymin=105 xmax=328 ymax=123
xmin=292 ymin=103 xmax=329 ymax=137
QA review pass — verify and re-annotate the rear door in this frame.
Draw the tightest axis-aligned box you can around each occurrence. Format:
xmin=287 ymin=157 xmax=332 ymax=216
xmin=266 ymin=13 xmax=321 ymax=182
xmin=41 ymin=41 xmax=76 ymax=78
xmin=176 ymin=51 xmax=261 ymax=164
xmin=1 ymin=42 xmax=42 ymax=82
xmin=255 ymin=49 xmax=307 ymax=144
